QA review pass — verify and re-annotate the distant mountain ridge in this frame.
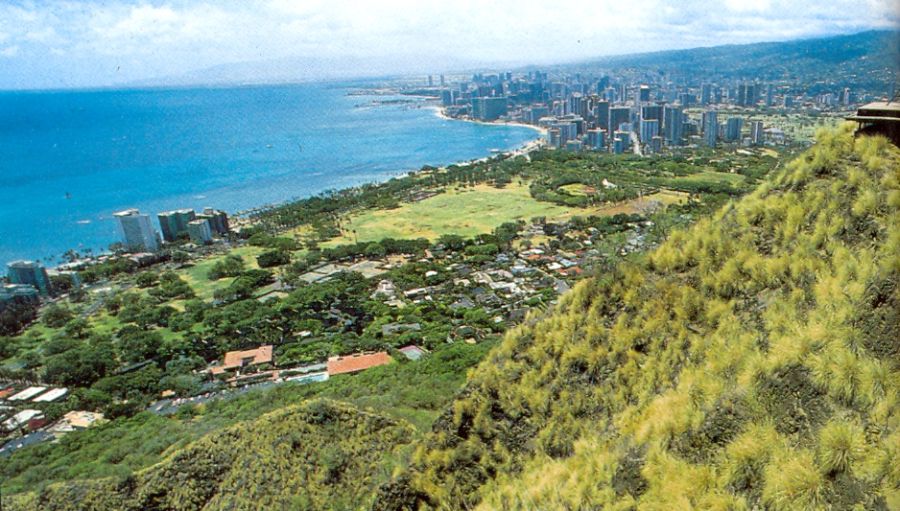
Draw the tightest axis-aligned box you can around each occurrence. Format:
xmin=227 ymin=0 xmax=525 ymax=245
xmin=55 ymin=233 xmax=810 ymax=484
xmin=137 ymin=30 xmax=898 ymax=89
xmin=555 ymin=29 xmax=899 ymax=87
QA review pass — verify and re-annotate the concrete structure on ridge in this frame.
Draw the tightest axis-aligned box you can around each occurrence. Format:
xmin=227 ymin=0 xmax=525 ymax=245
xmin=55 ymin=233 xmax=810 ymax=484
xmin=846 ymin=99 xmax=900 ymax=146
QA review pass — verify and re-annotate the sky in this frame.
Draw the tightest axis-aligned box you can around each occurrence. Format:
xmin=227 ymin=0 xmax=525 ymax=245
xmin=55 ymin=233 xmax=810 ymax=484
xmin=0 ymin=0 xmax=897 ymax=89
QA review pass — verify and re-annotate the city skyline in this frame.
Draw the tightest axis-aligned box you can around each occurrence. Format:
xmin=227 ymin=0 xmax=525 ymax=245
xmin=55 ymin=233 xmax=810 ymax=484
xmin=1 ymin=0 xmax=897 ymax=90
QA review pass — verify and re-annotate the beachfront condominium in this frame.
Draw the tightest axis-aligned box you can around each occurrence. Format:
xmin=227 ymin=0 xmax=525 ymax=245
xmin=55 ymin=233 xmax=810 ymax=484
xmin=197 ymin=208 xmax=230 ymax=236
xmin=7 ymin=260 xmax=52 ymax=296
xmin=114 ymin=209 xmax=159 ymax=252
xmin=157 ymin=209 xmax=196 ymax=242
xmin=187 ymin=219 xmax=214 ymax=245
xmin=470 ymin=96 xmax=508 ymax=121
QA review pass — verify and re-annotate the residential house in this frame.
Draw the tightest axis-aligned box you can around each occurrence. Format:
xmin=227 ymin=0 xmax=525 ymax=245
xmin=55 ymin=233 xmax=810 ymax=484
xmin=327 ymin=352 xmax=392 ymax=376
xmin=210 ymin=345 xmax=274 ymax=375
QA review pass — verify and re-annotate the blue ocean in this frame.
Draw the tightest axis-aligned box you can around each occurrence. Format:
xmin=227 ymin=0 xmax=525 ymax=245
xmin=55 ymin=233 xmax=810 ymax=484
xmin=0 ymin=83 xmax=538 ymax=264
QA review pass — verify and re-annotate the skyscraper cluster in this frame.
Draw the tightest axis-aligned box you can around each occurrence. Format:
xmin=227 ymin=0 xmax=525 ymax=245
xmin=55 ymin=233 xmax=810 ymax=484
xmin=113 ymin=207 xmax=230 ymax=253
xmin=436 ymin=70 xmax=857 ymax=153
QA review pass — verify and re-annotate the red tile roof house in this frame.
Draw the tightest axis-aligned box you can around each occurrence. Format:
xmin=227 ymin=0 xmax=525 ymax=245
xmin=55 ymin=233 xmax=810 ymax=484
xmin=210 ymin=345 xmax=274 ymax=376
xmin=327 ymin=352 xmax=392 ymax=376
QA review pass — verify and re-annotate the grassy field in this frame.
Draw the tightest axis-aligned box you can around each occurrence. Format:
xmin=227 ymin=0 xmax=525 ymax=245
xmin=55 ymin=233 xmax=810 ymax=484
xmin=601 ymin=190 xmax=689 ymax=215
xmin=677 ymin=169 xmax=746 ymax=185
xmin=558 ymin=183 xmax=594 ymax=196
xmin=324 ymin=182 xmax=641 ymax=246
xmin=177 ymin=245 xmax=266 ymax=300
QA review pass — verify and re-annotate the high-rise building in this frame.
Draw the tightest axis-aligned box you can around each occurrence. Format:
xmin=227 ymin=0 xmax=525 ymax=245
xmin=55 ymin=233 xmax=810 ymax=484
xmin=766 ymin=84 xmax=775 ymax=107
xmin=737 ymin=83 xmax=758 ymax=107
xmin=701 ymin=84 xmax=713 ymax=105
xmin=725 ymin=117 xmax=744 ymax=142
xmin=565 ymin=139 xmax=583 ymax=152
xmin=750 ymin=120 xmax=765 ymax=145
xmin=703 ymin=111 xmax=719 ymax=147
xmin=528 ymin=106 xmax=550 ymax=124
xmin=636 ymin=85 xmax=651 ymax=103
xmin=595 ymin=100 xmax=610 ymax=131
xmin=544 ymin=119 xmax=578 ymax=144
xmin=440 ymin=89 xmax=454 ymax=106
xmin=569 ymin=93 xmax=587 ymax=118
xmin=586 ymin=129 xmax=606 ymax=150
xmin=640 ymin=119 xmax=660 ymax=144
xmin=0 ymin=283 xmax=40 ymax=309
xmin=114 ymin=209 xmax=159 ymax=252
xmin=471 ymin=96 xmax=508 ymax=121
xmin=187 ymin=219 xmax=213 ymax=245
xmin=157 ymin=209 xmax=196 ymax=242
xmin=197 ymin=208 xmax=230 ymax=235
xmin=640 ymin=105 xmax=663 ymax=123
xmin=609 ymin=107 xmax=631 ymax=132
xmin=7 ymin=260 xmax=52 ymax=296
xmin=841 ymin=87 xmax=853 ymax=106
xmin=613 ymin=131 xmax=630 ymax=154
xmin=664 ymin=106 xmax=685 ymax=146
xmin=547 ymin=129 xmax=561 ymax=148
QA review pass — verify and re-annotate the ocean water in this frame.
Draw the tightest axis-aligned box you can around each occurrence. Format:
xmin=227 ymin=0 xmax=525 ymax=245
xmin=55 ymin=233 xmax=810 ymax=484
xmin=0 ymin=84 xmax=538 ymax=264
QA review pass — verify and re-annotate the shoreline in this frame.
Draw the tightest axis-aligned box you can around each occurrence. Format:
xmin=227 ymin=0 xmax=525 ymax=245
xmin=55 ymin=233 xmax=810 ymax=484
xmin=28 ymin=98 xmax=545 ymax=268
xmin=429 ymin=105 xmax=548 ymax=136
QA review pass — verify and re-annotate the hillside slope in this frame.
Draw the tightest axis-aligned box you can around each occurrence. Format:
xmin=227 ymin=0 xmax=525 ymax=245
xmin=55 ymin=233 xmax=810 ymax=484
xmin=374 ymin=126 xmax=900 ymax=510
xmin=7 ymin=400 xmax=415 ymax=511
xmin=559 ymin=30 xmax=899 ymax=87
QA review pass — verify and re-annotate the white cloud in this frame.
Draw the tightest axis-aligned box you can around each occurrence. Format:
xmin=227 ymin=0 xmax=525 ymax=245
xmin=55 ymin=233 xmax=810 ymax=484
xmin=0 ymin=45 xmax=19 ymax=57
xmin=724 ymin=0 xmax=772 ymax=13
xmin=0 ymin=0 xmax=895 ymax=88
xmin=25 ymin=27 xmax=63 ymax=44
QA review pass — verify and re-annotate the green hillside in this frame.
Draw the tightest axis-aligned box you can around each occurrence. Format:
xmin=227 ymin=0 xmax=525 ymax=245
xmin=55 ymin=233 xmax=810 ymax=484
xmin=373 ymin=126 xmax=900 ymax=510
xmin=6 ymin=399 xmax=415 ymax=511
xmin=560 ymin=30 xmax=899 ymax=89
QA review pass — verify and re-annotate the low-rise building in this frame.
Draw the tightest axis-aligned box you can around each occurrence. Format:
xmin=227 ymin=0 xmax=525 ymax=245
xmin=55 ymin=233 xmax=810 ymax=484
xmin=210 ymin=345 xmax=274 ymax=375
xmin=326 ymin=352 xmax=392 ymax=376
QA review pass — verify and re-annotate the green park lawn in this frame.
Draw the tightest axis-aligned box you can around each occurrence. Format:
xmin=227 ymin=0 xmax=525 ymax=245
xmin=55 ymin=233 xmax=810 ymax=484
xmin=178 ymin=245 xmax=266 ymax=300
xmin=325 ymin=182 xmax=618 ymax=246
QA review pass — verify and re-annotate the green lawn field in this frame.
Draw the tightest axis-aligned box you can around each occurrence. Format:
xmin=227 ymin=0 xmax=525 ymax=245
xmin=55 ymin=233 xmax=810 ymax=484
xmin=325 ymin=182 xmax=614 ymax=246
xmin=178 ymin=245 xmax=266 ymax=300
